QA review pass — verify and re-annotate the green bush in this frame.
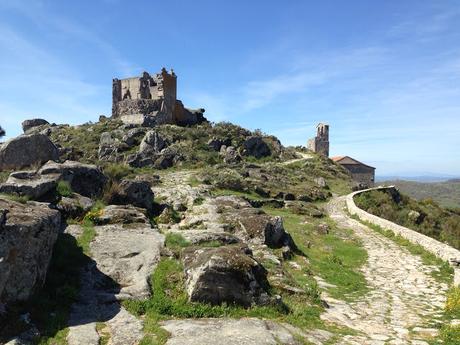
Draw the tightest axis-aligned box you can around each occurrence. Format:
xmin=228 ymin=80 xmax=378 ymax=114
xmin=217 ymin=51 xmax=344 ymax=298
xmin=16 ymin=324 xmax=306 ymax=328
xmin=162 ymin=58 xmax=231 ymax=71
xmin=56 ymin=181 xmax=73 ymax=197
xmin=103 ymin=163 xmax=133 ymax=182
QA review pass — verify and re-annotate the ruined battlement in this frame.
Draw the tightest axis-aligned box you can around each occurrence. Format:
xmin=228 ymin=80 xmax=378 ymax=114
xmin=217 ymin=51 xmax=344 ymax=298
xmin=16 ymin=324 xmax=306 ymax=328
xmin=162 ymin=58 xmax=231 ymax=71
xmin=112 ymin=68 xmax=206 ymax=127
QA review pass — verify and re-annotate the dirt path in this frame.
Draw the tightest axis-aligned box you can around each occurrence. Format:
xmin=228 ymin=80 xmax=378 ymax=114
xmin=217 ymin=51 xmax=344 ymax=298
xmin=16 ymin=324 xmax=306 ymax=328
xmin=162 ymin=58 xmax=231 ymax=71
xmin=280 ymin=152 xmax=313 ymax=165
xmin=323 ymin=196 xmax=449 ymax=345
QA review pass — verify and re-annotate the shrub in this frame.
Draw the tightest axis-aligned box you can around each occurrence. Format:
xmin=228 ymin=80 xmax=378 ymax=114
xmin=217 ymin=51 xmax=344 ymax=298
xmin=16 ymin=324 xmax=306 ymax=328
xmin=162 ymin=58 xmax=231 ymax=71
xmin=56 ymin=181 xmax=73 ymax=197
xmin=103 ymin=163 xmax=133 ymax=182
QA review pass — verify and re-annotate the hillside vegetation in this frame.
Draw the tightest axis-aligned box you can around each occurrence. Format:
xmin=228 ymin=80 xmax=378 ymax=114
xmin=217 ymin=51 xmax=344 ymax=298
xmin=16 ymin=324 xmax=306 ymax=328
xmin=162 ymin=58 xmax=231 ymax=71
xmin=381 ymin=179 xmax=460 ymax=208
xmin=354 ymin=188 xmax=460 ymax=249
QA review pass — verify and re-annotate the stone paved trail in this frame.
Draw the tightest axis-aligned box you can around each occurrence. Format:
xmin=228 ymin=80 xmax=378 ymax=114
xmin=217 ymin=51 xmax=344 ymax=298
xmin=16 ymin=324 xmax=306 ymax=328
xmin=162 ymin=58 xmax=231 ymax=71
xmin=323 ymin=196 xmax=449 ymax=345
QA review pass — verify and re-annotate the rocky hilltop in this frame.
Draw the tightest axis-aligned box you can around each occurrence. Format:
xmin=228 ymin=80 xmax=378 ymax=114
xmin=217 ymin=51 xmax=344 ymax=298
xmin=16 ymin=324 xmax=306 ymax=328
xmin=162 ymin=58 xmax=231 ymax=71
xmin=0 ymin=116 xmax=457 ymax=344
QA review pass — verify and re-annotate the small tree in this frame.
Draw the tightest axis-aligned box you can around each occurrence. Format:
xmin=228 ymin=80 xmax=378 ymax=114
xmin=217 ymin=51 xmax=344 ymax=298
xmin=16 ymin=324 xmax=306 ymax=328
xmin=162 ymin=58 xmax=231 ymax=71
xmin=0 ymin=126 xmax=5 ymax=138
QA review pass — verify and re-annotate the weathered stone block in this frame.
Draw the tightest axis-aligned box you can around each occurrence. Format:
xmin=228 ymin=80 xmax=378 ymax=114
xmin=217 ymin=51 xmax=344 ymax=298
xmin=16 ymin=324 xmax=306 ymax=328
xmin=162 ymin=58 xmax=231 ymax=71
xmin=0 ymin=197 xmax=61 ymax=306
xmin=0 ymin=134 xmax=59 ymax=170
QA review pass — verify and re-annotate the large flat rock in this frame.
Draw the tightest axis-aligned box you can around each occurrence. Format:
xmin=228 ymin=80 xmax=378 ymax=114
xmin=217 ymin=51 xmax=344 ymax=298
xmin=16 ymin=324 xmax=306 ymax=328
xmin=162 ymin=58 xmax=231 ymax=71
xmin=160 ymin=318 xmax=304 ymax=345
xmin=90 ymin=223 xmax=164 ymax=300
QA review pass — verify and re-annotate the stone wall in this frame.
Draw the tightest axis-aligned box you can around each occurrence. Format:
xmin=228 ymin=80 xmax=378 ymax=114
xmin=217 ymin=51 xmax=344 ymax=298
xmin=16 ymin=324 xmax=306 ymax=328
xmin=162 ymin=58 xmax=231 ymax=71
xmin=347 ymin=186 xmax=460 ymax=286
xmin=341 ymin=164 xmax=375 ymax=187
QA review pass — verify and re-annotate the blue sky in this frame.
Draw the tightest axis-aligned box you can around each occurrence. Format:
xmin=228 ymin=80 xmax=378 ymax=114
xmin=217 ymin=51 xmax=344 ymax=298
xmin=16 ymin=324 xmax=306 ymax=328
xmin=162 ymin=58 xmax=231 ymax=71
xmin=0 ymin=0 xmax=459 ymax=176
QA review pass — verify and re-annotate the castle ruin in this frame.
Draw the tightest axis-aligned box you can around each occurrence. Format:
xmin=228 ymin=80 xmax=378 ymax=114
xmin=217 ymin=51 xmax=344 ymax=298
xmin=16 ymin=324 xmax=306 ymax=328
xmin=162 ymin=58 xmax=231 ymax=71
xmin=112 ymin=68 xmax=206 ymax=127
xmin=307 ymin=123 xmax=329 ymax=157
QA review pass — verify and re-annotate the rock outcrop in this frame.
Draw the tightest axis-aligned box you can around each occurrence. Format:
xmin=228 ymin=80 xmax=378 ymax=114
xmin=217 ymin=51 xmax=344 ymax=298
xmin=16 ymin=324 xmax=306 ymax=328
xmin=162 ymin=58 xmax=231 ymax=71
xmin=89 ymin=223 xmax=164 ymax=300
xmin=106 ymin=180 xmax=154 ymax=213
xmin=92 ymin=205 xmax=149 ymax=225
xmin=182 ymin=244 xmax=270 ymax=306
xmin=0 ymin=161 xmax=107 ymax=201
xmin=56 ymin=194 xmax=94 ymax=219
xmin=39 ymin=161 xmax=107 ymax=198
xmin=21 ymin=119 xmax=49 ymax=133
xmin=0 ymin=134 xmax=59 ymax=170
xmin=0 ymin=197 xmax=61 ymax=307
xmin=216 ymin=196 xmax=297 ymax=250
xmin=0 ymin=171 xmax=58 ymax=201
xmin=160 ymin=318 xmax=307 ymax=345
xmin=243 ymin=136 xmax=271 ymax=158
xmin=126 ymin=130 xmax=180 ymax=169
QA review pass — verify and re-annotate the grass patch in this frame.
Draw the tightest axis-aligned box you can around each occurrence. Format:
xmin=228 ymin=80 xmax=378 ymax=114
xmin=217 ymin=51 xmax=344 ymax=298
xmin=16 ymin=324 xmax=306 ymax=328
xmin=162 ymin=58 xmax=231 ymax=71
xmin=193 ymin=196 xmax=205 ymax=206
xmin=445 ymin=287 xmax=460 ymax=318
xmin=435 ymin=287 xmax=460 ymax=345
xmin=263 ymin=207 xmax=369 ymax=302
xmin=96 ymin=322 xmax=110 ymax=345
xmin=0 ymin=193 xmax=31 ymax=204
xmin=77 ymin=220 xmax=97 ymax=256
xmin=351 ymin=214 xmax=453 ymax=285
xmin=56 ymin=180 xmax=73 ymax=197
xmin=156 ymin=207 xmax=181 ymax=224
xmin=211 ymin=188 xmax=263 ymax=201
xmin=164 ymin=233 xmax=191 ymax=254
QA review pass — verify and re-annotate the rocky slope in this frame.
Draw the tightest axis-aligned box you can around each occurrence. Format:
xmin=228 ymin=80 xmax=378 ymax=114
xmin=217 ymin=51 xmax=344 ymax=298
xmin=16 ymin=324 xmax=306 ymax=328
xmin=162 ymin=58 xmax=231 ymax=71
xmin=0 ymin=117 xmax=457 ymax=345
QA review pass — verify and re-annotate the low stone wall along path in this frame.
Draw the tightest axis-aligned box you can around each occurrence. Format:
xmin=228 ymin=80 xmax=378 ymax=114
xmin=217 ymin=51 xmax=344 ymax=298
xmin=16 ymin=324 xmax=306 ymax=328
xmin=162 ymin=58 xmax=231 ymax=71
xmin=324 ymin=195 xmax=450 ymax=345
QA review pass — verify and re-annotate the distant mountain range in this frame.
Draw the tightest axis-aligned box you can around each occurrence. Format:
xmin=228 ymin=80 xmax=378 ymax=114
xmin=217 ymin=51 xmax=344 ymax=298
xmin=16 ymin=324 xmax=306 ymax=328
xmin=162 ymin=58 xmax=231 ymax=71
xmin=376 ymin=174 xmax=459 ymax=183
xmin=378 ymin=179 xmax=460 ymax=208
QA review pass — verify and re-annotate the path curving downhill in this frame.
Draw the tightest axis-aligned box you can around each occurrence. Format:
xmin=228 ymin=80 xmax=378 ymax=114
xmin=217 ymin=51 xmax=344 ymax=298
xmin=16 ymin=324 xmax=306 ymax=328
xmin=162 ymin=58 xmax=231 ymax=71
xmin=323 ymin=196 xmax=449 ymax=345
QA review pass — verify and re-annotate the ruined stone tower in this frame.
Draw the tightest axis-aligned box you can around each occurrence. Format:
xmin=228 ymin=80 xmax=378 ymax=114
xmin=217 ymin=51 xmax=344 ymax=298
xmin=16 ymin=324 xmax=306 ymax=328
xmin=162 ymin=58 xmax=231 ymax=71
xmin=112 ymin=68 xmax=177 ymax=124
xmin=307 ymin=123 xmax=329 ymax=157
xmin=112 ymin=68 xmax=207 ymax=127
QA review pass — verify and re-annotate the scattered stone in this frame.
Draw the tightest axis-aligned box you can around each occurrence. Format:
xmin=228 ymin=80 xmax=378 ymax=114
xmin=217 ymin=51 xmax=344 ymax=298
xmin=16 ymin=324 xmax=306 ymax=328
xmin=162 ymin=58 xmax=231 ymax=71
xmin=21 ymin=119 xmax=49 ymax=133
xmin=0 ymin=171 xmax=58 ymax=201
xmin=0 ymin=197 xmax=61 ymax=306
xmin=314 ymin=177 xmax=327 ymax=188
xmin=207 ymin=138 xmax=223 ymax=151
xmin=285 ymin=201 xmax=324 ymax=217
xmin=168 ymin=229 xmax=240 ymax=246
xmin=412 ymin=327 xmax=439 ymax=338
xmin=254 ymin=185 xmax=270 ymax=197
xmin=246 ymin=198 xmax=285 ymax=209
xmin=217 ymin=196 xmax=297 ymax=250
xmin=207 ymin=137 xmax=231 ymax=151
xmin=182 ymin=244 xmax=270 ymax=306
xmin=93 ymin=205 xmax=149 ymax=225
xmin=316 ymin=223 xmax=330 ymax=235
xmin=408 ymin=210 xmax=422 ymax=224
xmin=139 ymin=130 xmax=167 ymax=155
xmin=0 ymin=134 xmax=59 ymax=170
xmin=219 ymin=146 xmax=241 ymax=164
xmin=57 ymin=194 xmax=94 ymax=219
xmin=39 ymin=160 xmax=107 ymax=198
xmin=98 ymin=132 xmax=120 ymax=162
xmin=122 ymin=128 xmax=146 ymax=147
xmin=284 ymin=193 xmax=296 ymax=201
xmin=243 ymin=136 xmax=271 ymax=158
xmin=107 ymin=179 xmax=154 ymax=213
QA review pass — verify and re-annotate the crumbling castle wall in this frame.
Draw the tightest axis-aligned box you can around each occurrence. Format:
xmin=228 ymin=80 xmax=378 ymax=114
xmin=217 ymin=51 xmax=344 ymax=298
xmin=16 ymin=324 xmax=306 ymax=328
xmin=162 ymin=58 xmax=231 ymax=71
xmin=112 ymin=68 xmax=206 ymax=127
